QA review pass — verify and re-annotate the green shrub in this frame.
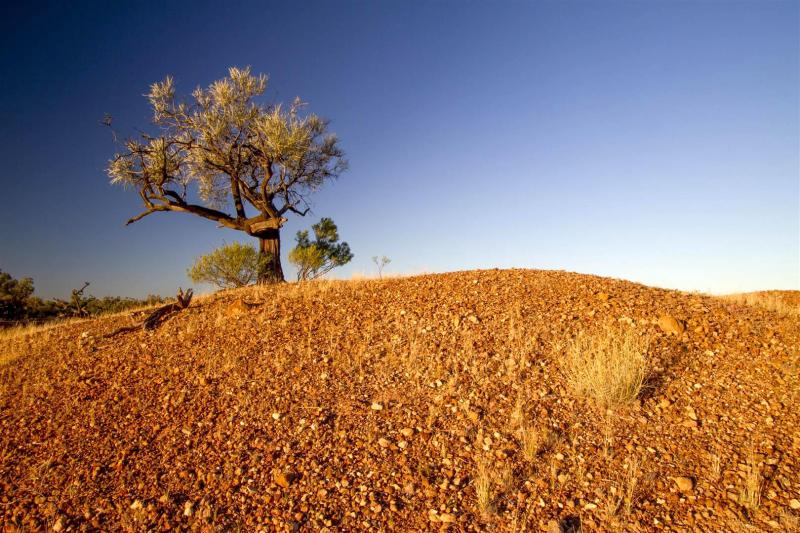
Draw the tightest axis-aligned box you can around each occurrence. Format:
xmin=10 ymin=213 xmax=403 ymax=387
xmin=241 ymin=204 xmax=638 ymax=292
xmin=288 ymin=218 xmax=353 ymax=281
xmin=188 ymin=242 xmax=268 ymax=289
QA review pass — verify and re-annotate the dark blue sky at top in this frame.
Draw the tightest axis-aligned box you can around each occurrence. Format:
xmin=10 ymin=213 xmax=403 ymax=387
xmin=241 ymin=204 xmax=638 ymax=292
xmin=0 ymin=0 xmax=797 ymax=298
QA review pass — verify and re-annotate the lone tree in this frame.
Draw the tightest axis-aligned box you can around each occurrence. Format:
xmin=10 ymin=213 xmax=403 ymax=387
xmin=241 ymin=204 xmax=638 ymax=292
xmin=107 ymin=67 xmax=347 ymax=282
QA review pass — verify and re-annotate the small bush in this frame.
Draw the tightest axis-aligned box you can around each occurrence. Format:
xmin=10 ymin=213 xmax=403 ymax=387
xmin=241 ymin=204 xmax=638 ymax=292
xmin=288 ymin=218 xmax=353 ymax=281
xmin=561 ymin=324 xmax=649 ymax=409
xmin=188 ymin=242 xmax=268 ymax=289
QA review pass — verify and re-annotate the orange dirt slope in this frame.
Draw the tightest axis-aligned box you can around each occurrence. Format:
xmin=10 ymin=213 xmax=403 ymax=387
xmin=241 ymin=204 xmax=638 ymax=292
xmin=1 ymin=269 xmax=798 ymax=531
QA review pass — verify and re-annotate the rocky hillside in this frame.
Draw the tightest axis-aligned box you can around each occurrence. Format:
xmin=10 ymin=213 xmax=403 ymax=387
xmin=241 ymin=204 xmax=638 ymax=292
xmin=1 ymin=270 xmax=798 ymax=531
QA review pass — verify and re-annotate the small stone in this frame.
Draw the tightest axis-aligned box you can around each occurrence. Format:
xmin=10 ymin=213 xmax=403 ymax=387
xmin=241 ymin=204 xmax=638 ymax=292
xmin=584 ymin=502 xmax=597 ymax=510
xmin=130 ymin=499 xmax=143 ymax=510
xmin=686 ymin=407 xmax=697 ymax=420
xmin=52 ymin=518 xmax=64 ymax=532
xmin=672 ymin=476 xmax=694 ymax=492
xmin=378 ymin=438 xmax=390 ymax=448
xmin=658 ymin=315 xmax=685 ymax=335
xmin=183 ymin=501 xmax=194 ymax=517
xmin=790 ymin=499 xmax=800 ymax=510
xmin=398 ymin=440 xmax=408 ymax=449
xmin=400 ymin=427 xmax=414 ymax=437
xmin=226 ymin=299 xmax=250 ymax=317
xmin=274 ymin=471 xmax=294 ymax=488
xmin=547 ymin=520 xmax=562 ymax=533
xmin=555 ymin=453 xmax=564 ymax=461
xmin=272 ymin=412 xmax=281 ymax=420
xmin=682 ymin=419 xmax=698 ymax=428
xmin=371 ymin=403 xmax=383 ymax=411
xmin=597 ymin=292 xmax=610 ymax=301
xmin=467 ymin=315 xmax=479 ymax=324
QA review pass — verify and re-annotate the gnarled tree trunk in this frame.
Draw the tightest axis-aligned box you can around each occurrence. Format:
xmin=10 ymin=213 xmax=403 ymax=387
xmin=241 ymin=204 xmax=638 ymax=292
xmin=257 ymin=229 xmax=284 ymax=283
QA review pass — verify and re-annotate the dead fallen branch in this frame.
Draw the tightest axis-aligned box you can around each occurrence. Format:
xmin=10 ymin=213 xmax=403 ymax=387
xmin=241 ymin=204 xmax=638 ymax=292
xmin=105 ymin=288 xmax=193 ymax=337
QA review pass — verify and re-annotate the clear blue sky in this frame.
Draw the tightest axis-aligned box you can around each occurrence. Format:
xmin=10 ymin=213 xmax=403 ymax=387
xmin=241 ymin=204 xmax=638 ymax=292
xmin=1 ymin=0 xmax=797 ymax=298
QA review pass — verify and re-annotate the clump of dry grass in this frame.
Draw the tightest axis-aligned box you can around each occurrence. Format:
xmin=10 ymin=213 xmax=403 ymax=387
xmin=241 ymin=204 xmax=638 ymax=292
xmin=561 ymin=324 xmax=649 ymax=409
xmin=474 ymin=459 xmax=494 ymax=517
xmin=518 ymin=424 xmax=559 ymax=462
xmin=709 ymin=452 xmax=722 ymax=482
xmin=738 ymin=457 xmax=762 ymax=511
xmin=510 ymin=392 xmax=559 ymax=461
xmin=723 ymin=292 xmax=799 ymax=318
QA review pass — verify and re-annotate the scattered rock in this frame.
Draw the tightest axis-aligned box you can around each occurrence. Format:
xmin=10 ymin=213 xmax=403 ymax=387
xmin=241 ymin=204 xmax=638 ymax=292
xmin=672 ymin=476 xmax=694 ymax=492
xmin=225 ymin=299 xmax=252 ymax=317
xmin=547 ymin=520 xmax=562 ymax=533
xmin=274 ymin=471 xmax=296 ymax=488
xmin=1 ymin=269 xmax=797 ymax=532
xmin=658 ymin=315 xmax=685 ymax=335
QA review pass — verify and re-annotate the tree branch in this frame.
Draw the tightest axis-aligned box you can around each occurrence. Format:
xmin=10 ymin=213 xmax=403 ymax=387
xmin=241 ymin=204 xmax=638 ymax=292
xmin=126 ymin=200 xmax=241 ymax=230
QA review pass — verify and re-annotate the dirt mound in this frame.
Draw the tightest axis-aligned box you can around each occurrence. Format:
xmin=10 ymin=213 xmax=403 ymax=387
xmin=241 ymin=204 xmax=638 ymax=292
xmin=1 ymin=270 xmax=798 ymax=531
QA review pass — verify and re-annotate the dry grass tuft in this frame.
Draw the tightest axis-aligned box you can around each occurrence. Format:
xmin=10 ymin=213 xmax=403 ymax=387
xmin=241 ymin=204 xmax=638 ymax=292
xmin=561 ymin=324 xmax=650 ymax=409
xmin=475 ymin=459 xmax=494 ymax=517
xmin=709 ymin=453 xmax=722 ymax=482
xmin=780 ymin=508 xmax=799 ymax=531
xmin=738 ymin=457 xmax=762 ymax=511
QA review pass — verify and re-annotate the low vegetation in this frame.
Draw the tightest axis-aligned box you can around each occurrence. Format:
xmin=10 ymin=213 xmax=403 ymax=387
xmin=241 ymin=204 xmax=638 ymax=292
xmin=561 ymin=323 xmax=650 ymax=409
xmin=0 ymin=269 xmax=165 ymax=324
xmin=722 ymin=291 xmax=800 ymax=318
xmin=188 ymin=242 xmax=268 ymax=289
